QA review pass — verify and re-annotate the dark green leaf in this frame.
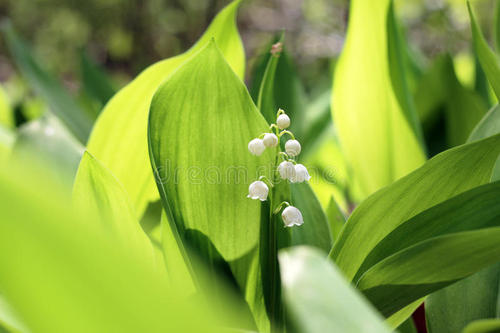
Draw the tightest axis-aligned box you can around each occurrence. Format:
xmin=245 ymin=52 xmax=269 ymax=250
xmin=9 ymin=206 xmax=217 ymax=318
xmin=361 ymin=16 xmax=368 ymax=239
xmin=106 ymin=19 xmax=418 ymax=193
xmin=468 ymin=1 xmax=500 ymax=100
xmin=330 ymin=134 xmax=500 ymax=282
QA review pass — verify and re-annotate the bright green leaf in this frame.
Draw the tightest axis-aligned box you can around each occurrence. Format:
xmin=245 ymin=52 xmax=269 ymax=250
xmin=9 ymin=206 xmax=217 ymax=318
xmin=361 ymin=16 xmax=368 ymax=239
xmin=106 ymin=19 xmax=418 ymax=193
xmin=332 ymin=0 xmax=426 ymax=198
xmin=73 ymin=151 xmax=155 ymax=262
xmin=469 ymin=104 xmax=500 ymax=142
xmin=325 ymin=195 xmax=346 ymax=243
xmin=86 ymin=0 xmax=245 ymax=217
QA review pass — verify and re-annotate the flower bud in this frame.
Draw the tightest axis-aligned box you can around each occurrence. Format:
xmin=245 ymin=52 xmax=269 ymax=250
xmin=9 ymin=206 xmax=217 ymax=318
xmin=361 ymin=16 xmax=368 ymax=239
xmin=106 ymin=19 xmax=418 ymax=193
xmin=263 ymin=133 xmax=279 ymax=147
xmin=247 ymin=181 xmax=269 ymax=201
xmin=291 ymin=164 xmax=311 ymax=183
xmin=281 ymin=206 xmax=304 ymax=227
xmin=285 ymin=139 xmax=301 ymax=157
xmin=277 ymin=114 xmax=290 ymax=129
xmin=278 ymin=161 xmax=296 ymax=180
xmin=248 ymin=138 xmax=266 ymax=156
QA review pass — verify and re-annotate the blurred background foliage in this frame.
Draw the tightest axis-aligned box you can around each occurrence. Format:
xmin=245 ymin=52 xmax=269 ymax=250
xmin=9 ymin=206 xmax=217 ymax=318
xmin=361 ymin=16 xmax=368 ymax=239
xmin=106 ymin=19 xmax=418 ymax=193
xmin=0 ymin=0 xmax=496 ymax=90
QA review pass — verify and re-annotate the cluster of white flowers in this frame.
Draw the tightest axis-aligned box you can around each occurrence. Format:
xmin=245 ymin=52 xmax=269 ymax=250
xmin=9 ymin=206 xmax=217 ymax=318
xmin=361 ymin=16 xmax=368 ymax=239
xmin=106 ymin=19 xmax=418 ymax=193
xmin=247 ymin=108 xmax=310 ymax=228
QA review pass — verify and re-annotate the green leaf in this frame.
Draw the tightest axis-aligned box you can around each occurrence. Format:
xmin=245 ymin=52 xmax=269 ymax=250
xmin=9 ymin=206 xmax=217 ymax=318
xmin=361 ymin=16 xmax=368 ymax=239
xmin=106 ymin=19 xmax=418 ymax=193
xmin=0 ymin=157 xmax=248 ymax=333
xmin=330 ymin=134 xmax=500 ymax=282
xmin=443 ymin=57 xmax=488 ymax=147
xmin=356 ymin=181 xmax=500 ymax=282
xmin=325 ymin=195 xmax=346 ymax=243
xmin=148 ymin=41 xmax=272 ymax=331
xmin=80 ymin=51 xmax=116 ymax=108
xmin=73 ymin=151 xmax=154 ymax=260
xmin=426 ymin=103 xmax=500 ymax=333
xmin=332 ymin=0 xmax=425 ymax=198
xmin=463 ymin=319 xmax=500 ymax=333
xmin=256 ymin=34 xmax=283 ymax=124
xmin=149 ymin=41 xmax=271 ymax=260
xmin=358 ymin=227 xmax=500 ymax=317
xmin=1 ymin=23 xmax=93 ymax=143
xmin=469 ymin=104 xmax=500 ymax=142
xmin=468 ymin=1 xmax=500 ymax=100
xmin=86 ymin=0 xmax=245 ymax=217
xmin=279 ymin=246 xmax=391 ymax=333
xmin=290 ymin=183 xmax=332 ymax=253
xmin=426 ymin=264 xmax=500 ymax=333
xmin=495 ymin=1 xmax=500 ymax=53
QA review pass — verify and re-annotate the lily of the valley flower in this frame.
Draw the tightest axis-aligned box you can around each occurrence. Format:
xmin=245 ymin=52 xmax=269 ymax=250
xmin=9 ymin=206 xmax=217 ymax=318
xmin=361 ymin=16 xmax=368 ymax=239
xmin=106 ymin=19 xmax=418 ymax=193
xmin=281 ymin=206 xmax=304 ymax=227
xmin=291 ymin=164 xmax=311 ymax=183
xmin=263 ymin=133 xmax=279 ymax=147
xmin=247 ymin=181 xmax=269 ymax=201
xmin=277 ymin=114 xmax=290 ymax=129
xmin=285 ymin=139 xmax=301 ymax=157
xmin=278 ymin=161 xmax=296 ymax=180
xmin=248 ymin=138 xmax=266 ymax=156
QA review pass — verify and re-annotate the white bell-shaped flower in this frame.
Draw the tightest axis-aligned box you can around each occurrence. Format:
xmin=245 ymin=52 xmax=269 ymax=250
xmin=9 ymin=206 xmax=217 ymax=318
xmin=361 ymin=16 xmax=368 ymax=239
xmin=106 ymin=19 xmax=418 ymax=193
xmin=277 ymin=114 xmax=290 ymax=129
xmin=278 ymin=161 xmax=296 ymax=180
xmin=291 ymin=164 xmax=311 ymax=183
xmin=248 ymin=138 xmax=266 ymax=156
xmin=263 ymin=133 xmax=279 ymax=147
xmin=282 ymin=206 xmax=304 ymax=227
xmin=285 ymin=139 xmax=301 ymax=157
xmin=247 ymin=181 xmax=269 ymax=201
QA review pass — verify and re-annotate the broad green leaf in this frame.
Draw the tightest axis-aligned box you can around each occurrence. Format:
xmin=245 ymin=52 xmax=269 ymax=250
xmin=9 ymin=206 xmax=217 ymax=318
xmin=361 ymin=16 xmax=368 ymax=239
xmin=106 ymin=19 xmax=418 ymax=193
xmin=330 ymin=134 xmax=500 ymax=282
xmin=11 ymin=115 xmax=83 ymax=190
xmin=469 ymin=104 xmax=500 ymax=142
xmin=325 ymin=195 xmax=346 ymax=243
xmin=332 ymin=0 xmax=425 ymax=198
xmin=358 ymin=227 xmax=500 ymax=317
xmin=1 ymin=23 xmax=93 ymax=143
xmin=149 ymin=41 xmax=271 ymax=260
xmin=86 ymin=0 xmax=244 ymax=217
xmin=464 ymin=319 xmax=500 ymax=333
xmin=73 ymin=152 xmax=155 ymax=262
xmin=468 ymin=1 xmax=500 ymax=100
xmin=290 ymin=183 xmax=332 ymax=253
xmin=426 ymin=263 xmax=500 ymax=333
xmin=0 ymin=158 xmax=248 ymax=333
xmin=355 ymin=181 xmax=500 ymax=281
xmin=148 ymin=41 xmax=272 ymax=331
xmin=279 ymin=246 xmax=391 ymax=333
xmin=80 ymin=51 xmax=116 ymax=107
xmin=0 ymin=85 xmax=13 ymax=129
